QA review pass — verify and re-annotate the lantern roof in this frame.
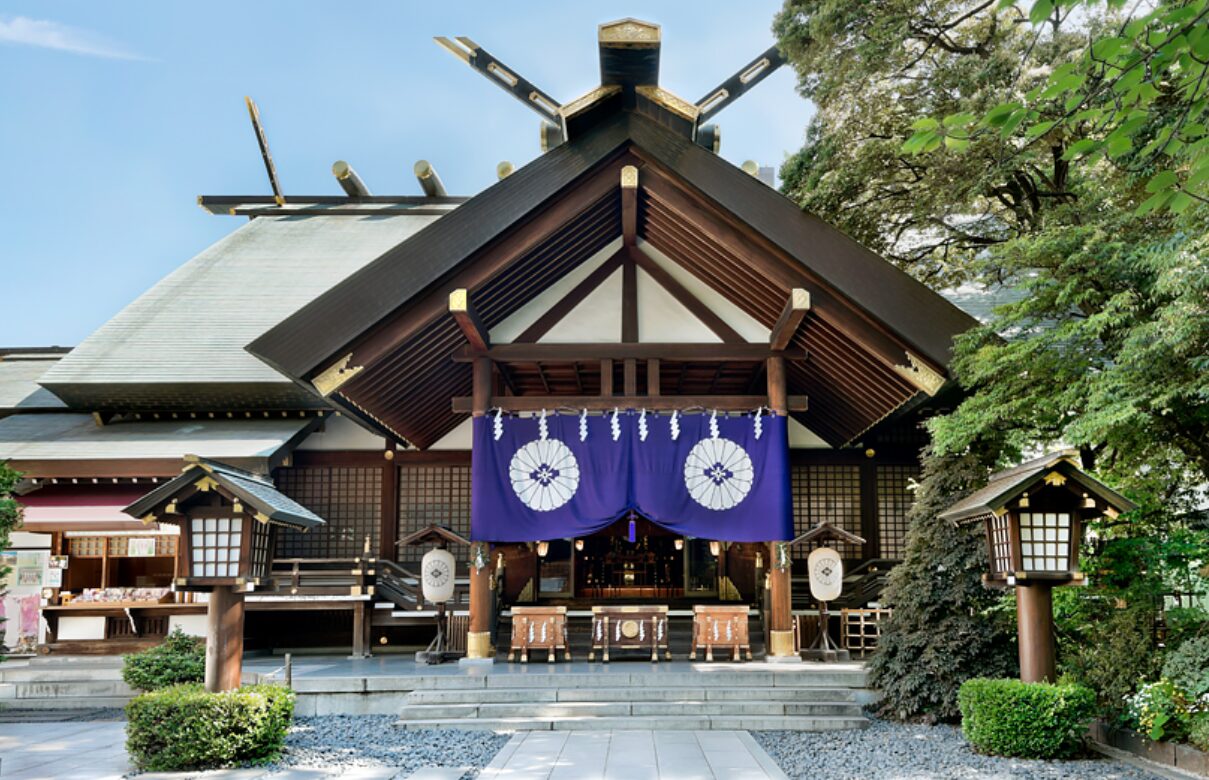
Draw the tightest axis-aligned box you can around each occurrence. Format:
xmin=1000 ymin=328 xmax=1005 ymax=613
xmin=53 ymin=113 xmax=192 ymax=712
xmin=939 ymin=451 xmax=1136 ymax=524
xmin=397 ymin=523 xmax=471 ymax=548
xmin=790 ymin=520 xmax=866 ymax=547
xmin=123 ymin=455 xmax=325 ymax=530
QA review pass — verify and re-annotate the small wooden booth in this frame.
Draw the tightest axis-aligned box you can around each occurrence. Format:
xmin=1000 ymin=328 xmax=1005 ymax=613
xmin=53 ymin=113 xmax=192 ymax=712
xmin=940 ymin=452 xmax=1135 ymax=683
xmin=124 ymin=456 xmax=325 ymax=691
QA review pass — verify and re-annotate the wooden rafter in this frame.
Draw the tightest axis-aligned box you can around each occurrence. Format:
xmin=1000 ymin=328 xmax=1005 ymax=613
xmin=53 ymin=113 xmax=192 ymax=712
xmin=629 ymin=246 xmax=744 ymax=344
xmin=448 ymin=289 xmax=490 ymax=351
xmin=622 ymin=254 xmax=638 ymax=342
xmin=453 ymin=342 xmax=806 ymax=363
xmin=513 ymin=248 xmax=626 ymax=343
xmin=621 ymin=165 xmax=638 ymax=245
xmin=452 ymin=394 xmax=808 ymax=413
xmin=770 ymin=288 xmax=810 ymax=351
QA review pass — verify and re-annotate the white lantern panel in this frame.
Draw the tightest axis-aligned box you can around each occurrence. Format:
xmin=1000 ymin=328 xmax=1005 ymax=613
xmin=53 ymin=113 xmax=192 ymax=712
xmin=808 ymin=547 xmax=844 ymax=602
xmin=421 ymin=548 xmax=457 ymax=604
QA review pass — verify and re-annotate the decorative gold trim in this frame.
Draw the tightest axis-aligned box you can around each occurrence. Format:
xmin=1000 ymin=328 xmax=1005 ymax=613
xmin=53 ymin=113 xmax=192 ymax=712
xmin=769 ymin=629 xmax=796 ymax=657
xmin=635 ymin=85 xmax=699 ymax=122
xmin=1043 ymin=471 xmax=1068 ymax=486
xmin=620 ymin=165 xmax=639 ymax=189
xmin=255 ymin=512 xmax=270 ymax=524
xmin=449 ymin=288 xmax=470 ymax=313
xmin=194 ymin=476 xmax=219 ymax=492
xmin=467 ymin=630 xmax=493 ymax=659
xmin=598 ymin=18 xmax=660 ymax=47
xmin=559 ymin=84 xmax=621 ymax=122
xmin=892 ymin=352 xmax=947 ymax=396
xmin=312 ymin=353 xmax=364 ymax=397
xmin=141 ymin=513 xmax=157 ymax=525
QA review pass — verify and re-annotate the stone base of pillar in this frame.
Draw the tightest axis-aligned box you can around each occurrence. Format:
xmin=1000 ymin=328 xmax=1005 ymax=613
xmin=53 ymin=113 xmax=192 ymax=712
xmin=767 ymin=629 xmax=798 ymax=659
xmin=458 ymin=656 xmax=495 ymax=667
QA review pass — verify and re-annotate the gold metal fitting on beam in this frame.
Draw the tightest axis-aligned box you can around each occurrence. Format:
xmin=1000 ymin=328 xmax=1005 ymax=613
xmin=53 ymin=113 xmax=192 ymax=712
xmin=769 ymin=629 xmax=796 ymax=657
xmin=620 ymin=165 xmax=639 ymax=189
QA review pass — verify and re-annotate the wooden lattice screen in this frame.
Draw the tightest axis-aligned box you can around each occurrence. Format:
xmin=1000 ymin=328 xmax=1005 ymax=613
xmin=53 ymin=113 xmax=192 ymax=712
xmin=876 ymin=464 xmax=919 ymax=559
xmin=397 ymin=464 xmax=472 ymax=568
xmin=274 ymin=467 xmax=382 ymax=558
xmin=791 ymin=464 xmax=863 ymax=558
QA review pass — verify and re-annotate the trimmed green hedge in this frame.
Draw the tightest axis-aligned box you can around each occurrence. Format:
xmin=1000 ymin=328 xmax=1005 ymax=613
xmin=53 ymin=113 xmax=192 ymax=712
xmin=122 ymin=628 xmax=205 ymax=691
xmin=125 ymin=684 xmax=294 ymax=771
xmin=958 ymin=678 xmax=1096 ymax=759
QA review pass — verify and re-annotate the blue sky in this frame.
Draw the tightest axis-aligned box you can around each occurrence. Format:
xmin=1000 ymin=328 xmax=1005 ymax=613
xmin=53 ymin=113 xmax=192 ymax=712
xmin=0 ymin=2 xmax=813 ymax=347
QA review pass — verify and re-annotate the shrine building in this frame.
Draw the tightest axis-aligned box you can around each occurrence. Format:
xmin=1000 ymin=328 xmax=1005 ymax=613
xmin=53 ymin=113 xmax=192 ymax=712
xmin=0 ymin=19 xmax=978 ymax=668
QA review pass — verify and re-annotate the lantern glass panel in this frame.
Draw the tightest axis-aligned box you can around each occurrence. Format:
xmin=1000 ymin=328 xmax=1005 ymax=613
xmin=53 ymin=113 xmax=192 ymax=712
xmin=189 ymin=516 xmax=244 ymax=578
xmin=989 ymin=513 xmax=1013 ymax=574
xmin=1017 ymin=512 xmax=1071 ymax=571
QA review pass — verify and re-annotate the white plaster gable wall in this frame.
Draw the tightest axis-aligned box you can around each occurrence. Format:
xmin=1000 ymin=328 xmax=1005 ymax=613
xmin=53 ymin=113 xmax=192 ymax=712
xmin=429 ymin=416 xmax=474 ymax=450
xmin=297 ymin=412 xmax=386 ymax=450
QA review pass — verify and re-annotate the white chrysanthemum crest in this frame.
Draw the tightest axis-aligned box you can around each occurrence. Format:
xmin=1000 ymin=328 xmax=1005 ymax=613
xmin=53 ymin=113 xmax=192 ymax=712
xmin=670 ymin=409 xmax=680 ymax=440
xmin=709 ymin=409 xmax=719 ymax=439
xmin=639 ymin=408 xmax=649 ymax=441
xmin=611 ymin=408 xmax=621 ymax=441
xmin=579 ymin=409 xmax=588 ymax=442
xmin=538 ymin=408 xmax=548 ymax=441
xmin=754 ymin=407 xmax=763 ymax=440
xmin=492 ymin=408 xmax=503 ymax=441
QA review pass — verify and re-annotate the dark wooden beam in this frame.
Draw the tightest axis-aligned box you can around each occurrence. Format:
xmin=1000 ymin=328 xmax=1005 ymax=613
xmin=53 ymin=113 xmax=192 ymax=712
xmin=472 ymin=357 xmax=492 ymax=417
xmin=624 ymin=359 xmax=637 ymax=396
xmin=454 ymin=343 xmax=806 ymax=363
xmin=770 ymin=288 xmax=810 ymax=351
xmin=244 ymin=97 xmax=285 ymax=206
xmin=449 ymin=289 xmax=490 ymax=351
xmin=622 ymin=254 xmax=638 ymax=342
xmin=600 ymin=358 xmax=614 ymax=397
xmin=648 ymin=358 xmax=661 ymax=396
xmin=621 ymin=165 xmax=638 ymax=246
xmin=767 ymin=356 xmax=788 ymax=415
xmin=630 ymin=247 xmax=744 ymax=344
xmin=453 ymin=394 xmax=808 ymax=413
xmin=514 ymin=249 xmax=626 ymax=343
xmin=197 ymin=195 xmax=468 ymax=214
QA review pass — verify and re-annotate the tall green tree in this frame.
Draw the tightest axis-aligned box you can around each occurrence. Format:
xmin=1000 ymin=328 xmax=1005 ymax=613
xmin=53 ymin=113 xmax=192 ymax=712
xmin=0 ymin=462 xmax=22 ymax=658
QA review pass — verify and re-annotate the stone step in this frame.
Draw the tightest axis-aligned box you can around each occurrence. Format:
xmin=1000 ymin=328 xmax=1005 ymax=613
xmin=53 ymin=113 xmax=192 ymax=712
xmin=0 ymin=696 xmax=133 ymax=710
xmin=404 ymin=685 xmax=858 ymax=704
xmin=399 ymin=700 xmax=862 ymax=719
xmin=26 ymin=656 xmax=126 ymax=668
xmin=396 ymin=714 xmax=868 ymax=732
xmin=12 ymin=680 xmax=136 ymax=698
xmin=0 ymin=667 xmax=127 ymax=683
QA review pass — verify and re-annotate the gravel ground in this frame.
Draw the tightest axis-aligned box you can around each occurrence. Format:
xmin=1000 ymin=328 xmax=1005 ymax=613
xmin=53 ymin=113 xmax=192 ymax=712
xmin=753 ymin=720 xmax=1162 ymax=780
xmin=271 ymin=716 xmax=509 ymax=778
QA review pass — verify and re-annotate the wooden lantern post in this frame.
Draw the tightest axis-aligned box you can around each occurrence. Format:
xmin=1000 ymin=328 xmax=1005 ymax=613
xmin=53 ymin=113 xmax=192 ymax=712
xmin=122 ymin=457 xmax=326 ymax=692
xmin=939 ymin=453 xmax=1136 ymax=684
xmin=765 ymin=354 xmax=796 ymax=659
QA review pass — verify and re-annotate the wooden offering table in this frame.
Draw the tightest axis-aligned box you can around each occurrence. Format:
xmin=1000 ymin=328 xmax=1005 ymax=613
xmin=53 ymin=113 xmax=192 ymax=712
xmin=508 ymin=605 xmax=570 ymax=663
xmin=690 ymin=604 xmax=752 ymax=662
xmin=588 ymin=605 xmax=670 ymax=662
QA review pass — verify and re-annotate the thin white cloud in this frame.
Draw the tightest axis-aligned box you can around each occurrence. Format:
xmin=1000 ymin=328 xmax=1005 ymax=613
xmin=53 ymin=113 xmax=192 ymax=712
xmin=0 ymin=15 xmax=148 ymax=60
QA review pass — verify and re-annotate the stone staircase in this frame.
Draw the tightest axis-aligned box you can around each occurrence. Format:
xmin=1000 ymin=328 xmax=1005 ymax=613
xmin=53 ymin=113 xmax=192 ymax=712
xmin=0 ymin=656 xmax=135 ymax=710
xmin=395 ymin=667 xmax=876 ymax=731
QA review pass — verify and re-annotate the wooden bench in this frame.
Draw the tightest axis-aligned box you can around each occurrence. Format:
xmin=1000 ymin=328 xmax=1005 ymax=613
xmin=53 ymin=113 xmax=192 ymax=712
xmin=690 ymin=604 xmax=752 ymax=662
xmin=588 ymin=605 xmax=670 ymax=662
xmin=508 ymin=605 xmax=570 ymax=663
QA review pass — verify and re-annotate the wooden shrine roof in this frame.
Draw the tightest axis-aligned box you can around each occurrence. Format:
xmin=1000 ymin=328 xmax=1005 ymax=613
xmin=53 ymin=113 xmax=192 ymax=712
xmin=249 ymin=111 xmax=977 ymax=449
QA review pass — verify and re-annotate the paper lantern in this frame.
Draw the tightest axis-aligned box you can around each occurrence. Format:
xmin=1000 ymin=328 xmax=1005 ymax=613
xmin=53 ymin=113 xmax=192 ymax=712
xmin=421 ymin=547 xmax=456 ymax=604
xmin=808 ymin=546 xmax=843 ymax=602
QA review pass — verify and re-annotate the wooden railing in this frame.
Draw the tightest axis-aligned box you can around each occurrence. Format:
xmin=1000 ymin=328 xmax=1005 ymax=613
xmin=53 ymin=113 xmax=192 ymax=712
xmin=269 ymin=557 xmax=371 ymax=597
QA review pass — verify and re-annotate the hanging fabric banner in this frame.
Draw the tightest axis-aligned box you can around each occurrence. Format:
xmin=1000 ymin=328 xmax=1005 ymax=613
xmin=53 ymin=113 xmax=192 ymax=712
xmin=470 ymin=411 xmax=792 ymax=543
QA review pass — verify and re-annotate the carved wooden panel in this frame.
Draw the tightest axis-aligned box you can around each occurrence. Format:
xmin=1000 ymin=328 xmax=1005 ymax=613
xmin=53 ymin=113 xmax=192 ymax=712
xmin=588 ymin=605 xmax=670 ymax=662
xmin=508 ymin=605 xmax=569 ymax=663
xmin=690 ymin=604 xmax=751 ymax=662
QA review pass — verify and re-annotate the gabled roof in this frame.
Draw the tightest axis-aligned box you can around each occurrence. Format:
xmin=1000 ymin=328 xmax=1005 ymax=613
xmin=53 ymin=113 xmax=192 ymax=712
xmin=123 ymin=456 xmax=324 ymax=530
xmin=249 ymin=112 xmax=978 ymax=448
xmin=939 ymin=451 xmax=1137 ymax=523
xmin=0 ymin=353 xmax=68 ymax=415
xmin=40 ymin=211 xmax=444 ymax=412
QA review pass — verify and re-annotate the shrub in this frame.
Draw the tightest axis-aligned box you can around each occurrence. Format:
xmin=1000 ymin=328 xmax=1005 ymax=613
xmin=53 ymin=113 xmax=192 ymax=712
xmin=1162 ymin=635 xmax=1209 ymax=697
xmin=1124 ymin=678 xmax=1208 ymax=742
xmin=122 ymin=628 xmax=205 ymax=691
xmin=870 ymin=447 xmax=1018 ymax=722
xmin=958 ymin=678 xmax=1096 ymax=759
xmin=1060 ymin=599 xmax=1162 ymax=719
xmin=1191 ymin=715 xmax=1209 ymax=752
xmin=125 ymin=683 xmax=294 ymax=771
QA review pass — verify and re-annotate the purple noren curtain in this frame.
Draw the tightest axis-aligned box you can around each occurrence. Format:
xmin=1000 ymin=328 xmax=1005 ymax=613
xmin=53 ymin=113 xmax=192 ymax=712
xmin=470 ymin=412 xmax=791 ymax=542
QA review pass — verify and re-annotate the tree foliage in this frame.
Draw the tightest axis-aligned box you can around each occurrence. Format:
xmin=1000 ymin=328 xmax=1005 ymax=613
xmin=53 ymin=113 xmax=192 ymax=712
xmin=868 ymin=446 xmax=1018 ymax=721
xmin=0 ymin=461 xmax=22 ymax=657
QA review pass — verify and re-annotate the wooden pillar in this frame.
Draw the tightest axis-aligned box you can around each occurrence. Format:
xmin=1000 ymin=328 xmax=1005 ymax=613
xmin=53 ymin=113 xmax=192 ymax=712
xmin=205 ymin=586 xmax=245 ymax=692
xmin=466 ymin=357 xmax=494 ymax=662
xmin=1017 ymin=584 xmax=1056 ymax=683
xmin=765 ymin=355 xmax=795 ymax=657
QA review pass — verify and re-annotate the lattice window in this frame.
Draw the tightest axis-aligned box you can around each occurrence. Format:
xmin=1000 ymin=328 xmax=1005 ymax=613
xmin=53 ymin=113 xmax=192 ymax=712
xmin=190 ymin=517 xmax=242 ymax=578
xmin=107 ymin=536 xmax=177 ymax=557
xmin=877 ymin=464 xmax=919 ymax=559
xmin=68 ymin=537 xmax=106 ymax=557
xmin=248 ymin=520 xmax=272 ymax=580
xmin=275 ymin=467 xmax=381 ymax=558
xmin=791 ymin=464 xmax=863 ymax=559
xmin=1019 ymin=512 xmax=1071 ymax=572
xmin=398 ymin=465 xmax=472 ymax=567
xmin=988 ymin=512 xmax=1013 ymax=574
